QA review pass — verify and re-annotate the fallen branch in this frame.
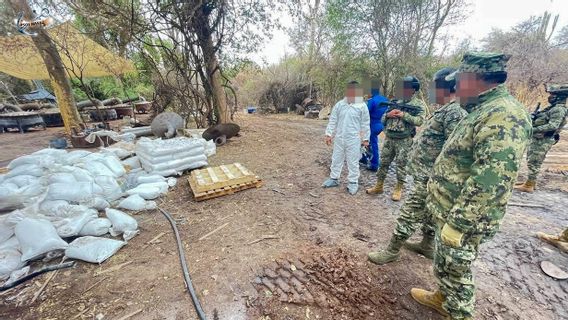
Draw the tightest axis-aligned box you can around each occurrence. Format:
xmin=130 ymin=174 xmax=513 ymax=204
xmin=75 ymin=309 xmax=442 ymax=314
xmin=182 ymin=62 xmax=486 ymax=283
xmin=309 ymin=192 xmax=319 ymax=198
xmin=248 ymin=235 xmax=279 ymax=245
xmin=509 ymin=202 xmax=545 ymax=209
xmin=116 ymin=308 xmax=143 ymax=320
xmin=95 ymin=261 xmax=133 ymax=277
xmin=271 ymin=188 xmax=286 ymax=195
xmin=31 ymin=269 xmax=59 ymax=303
xmin=82 ymin=277 xmax=108 ymax=294
xmin=144 ymin=232 xmax=166 ymax=246
xmin=199 ymin=222 xmax=230 ymax=241
xmin=72 ymin=307 xmax=91 ymax=319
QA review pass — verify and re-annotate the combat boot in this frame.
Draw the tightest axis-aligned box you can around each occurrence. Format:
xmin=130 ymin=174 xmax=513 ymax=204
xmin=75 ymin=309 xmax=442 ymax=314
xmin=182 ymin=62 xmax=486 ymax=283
xmin=514 ymin=180 xmax=535 ymax=193
xmin=404 ymin=234 xmax=435 ymax=259
xmin=410 ymin=288 xmax=449 ymax=317
xmin=391 ymin=182 xmax=404 ymax=201
xmin=366 ymin=180 xmax=384 ymax=195
xmin=367 ymin=237 xmax=403 ymax=265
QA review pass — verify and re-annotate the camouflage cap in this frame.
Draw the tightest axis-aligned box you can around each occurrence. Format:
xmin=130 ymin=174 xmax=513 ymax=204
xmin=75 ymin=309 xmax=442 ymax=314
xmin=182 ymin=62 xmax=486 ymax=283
xmin=546 ymin=84 xmax=568 ymax=95
xmin=459 ymin=52 xmax=510 ymax=73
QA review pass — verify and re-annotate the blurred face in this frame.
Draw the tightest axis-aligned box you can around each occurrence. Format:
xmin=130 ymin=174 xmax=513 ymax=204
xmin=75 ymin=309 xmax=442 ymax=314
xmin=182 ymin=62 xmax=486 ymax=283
xmin=345 ymin=85 xmax=363 ymax=102
xmin=548 ymin=94 xmax=558 ymax=104
xmin=434 ymin=87 xmax=452 ymax=105
xmin=394 ymin=80 xmax=415 ymax=100
xmin=456 ymin=72 xmax=485 ymax=105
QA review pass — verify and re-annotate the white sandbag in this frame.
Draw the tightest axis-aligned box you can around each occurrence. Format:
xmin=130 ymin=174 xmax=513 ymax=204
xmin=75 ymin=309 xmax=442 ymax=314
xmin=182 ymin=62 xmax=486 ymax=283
xmin=64 ymin=150 xmax=91 ymax=164
xmin=0 ymin=249 xmax=25 ymax=280
xmin=7 ymin=155 xmax=43 ymax=169
xmin=100 ymin=147 xmax=131 ymax=160
xmin=0 ymin=183 xmax=46 ymax=211
xmin=47 ymin=172 xmax=77 ymax=185
xmin=5 ymin=164 xmax=44 ymax=178
xmin=204 ymin=139 xmax=216 ymax=157
xmin=135 ymin=137 xmax=205 ymax=157
xmin=81 ymin=197 xmax=110 ymax=210
xmin=136 ymin=174 xmax=166 ymax=184
xmin=105 ymin=208 xmax=138 ymax=236
xmin=126 ymin=182 xmax=168 ymax=200
xmin=167 ymin=177 xmax=177 ymax=187
xmin=65 ymin=236 xmax=125 ymax=264
xmin=94 ymin=176 xmax=123 ymax=201
xmin=47 ymin=182 xmax=103 ymax=203
xmin=0 ymin=236 xmax=20 ymax=251
xmin=32 ymin=148 xmax=67 ymax=157
xmin=140 ymin=154 xmax=208 ymax=172
xmin=39 ymin=200 xmax=70 ymax=216
xmin=123 ymin=230 xmax=139 ymax=241
xmin=0 ymin=217 xmax=14 ymax=243
xmin=67 ymin=166 xmax=95 ymax=183
xmin=102 ymin=156 xmax=126 ymax=177
xmin=52 ymin=206 xmax=98 ymax=238
xmin=136 ymin=147 xmax=205 ymax=165
xmin=118 ymin=132 xmax=136 ymax=142
xmin=122 ymin=156 xmax=141 ymax=170
xmin=81 ymin=161 xmax=114 ymax=177
xmin=117 ymin=194 xmax=157 ymax=211
xmin=5 ymin=175 xmax=39 ymax=188
xmin=15 ymin=218 xmax=68 ymax=262
xmin=79 ymin=218 xmax=112 ymax=236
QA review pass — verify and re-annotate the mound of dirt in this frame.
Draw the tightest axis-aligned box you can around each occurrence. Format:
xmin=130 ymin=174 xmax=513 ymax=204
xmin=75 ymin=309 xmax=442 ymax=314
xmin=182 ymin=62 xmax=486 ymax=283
xmin=248 ymin=247 xmax=428 ymax=320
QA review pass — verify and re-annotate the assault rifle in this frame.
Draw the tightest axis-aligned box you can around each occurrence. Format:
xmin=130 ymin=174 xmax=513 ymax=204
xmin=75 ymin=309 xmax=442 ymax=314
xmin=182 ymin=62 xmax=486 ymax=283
xmin=531 ymin=102 xmax=541 ymax=123
xmin=379 ymin=101 xmax=421 ymax=116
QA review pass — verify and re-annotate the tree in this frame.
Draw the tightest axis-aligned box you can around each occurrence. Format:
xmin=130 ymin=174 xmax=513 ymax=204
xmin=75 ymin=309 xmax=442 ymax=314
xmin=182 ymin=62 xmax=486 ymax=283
xmin=483 ymin=12 xmax=568 ymax=106
xmin=326 ymin=0 xmax=468 ymax=95
xmin=8 ymin=0 xmax=83 ymax=134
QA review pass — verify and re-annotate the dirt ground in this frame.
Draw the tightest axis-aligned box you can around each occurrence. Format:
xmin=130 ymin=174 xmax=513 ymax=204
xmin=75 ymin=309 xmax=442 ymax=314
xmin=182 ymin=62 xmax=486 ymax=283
xmin=0 ymin=114 xmax=567 ymax=320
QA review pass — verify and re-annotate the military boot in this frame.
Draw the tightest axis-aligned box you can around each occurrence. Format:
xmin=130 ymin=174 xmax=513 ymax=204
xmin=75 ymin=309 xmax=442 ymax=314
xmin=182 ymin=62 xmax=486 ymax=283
xmin=366 ymin=180 xmax=384 ymax=195
xmin=368 ymin=237 xmax=403 ymax=265
xmin=404 ymin=233 xmax=435 ymax=259
xmin=514 ymin=180 xmax=535 ymax=193
xmin=410 ymin=288 xmax=449 ymax=317
xmin=391 ymin=182 xmax=404 ymax=201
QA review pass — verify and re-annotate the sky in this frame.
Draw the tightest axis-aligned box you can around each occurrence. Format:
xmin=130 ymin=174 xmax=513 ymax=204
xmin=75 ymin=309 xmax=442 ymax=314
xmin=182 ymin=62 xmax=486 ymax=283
xmin=251 ymin=0 xmax=568 ymax=66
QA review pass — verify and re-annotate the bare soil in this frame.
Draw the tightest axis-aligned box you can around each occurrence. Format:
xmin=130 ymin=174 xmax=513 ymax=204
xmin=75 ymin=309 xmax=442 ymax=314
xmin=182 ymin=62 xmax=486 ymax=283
xmin=0 ymin=114 xmax=567 ymax=320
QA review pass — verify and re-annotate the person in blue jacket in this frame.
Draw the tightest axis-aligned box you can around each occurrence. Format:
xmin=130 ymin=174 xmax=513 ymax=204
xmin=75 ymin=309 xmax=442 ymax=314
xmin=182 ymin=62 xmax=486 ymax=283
xmin=360 ymin=83 xmax=389 ymax=171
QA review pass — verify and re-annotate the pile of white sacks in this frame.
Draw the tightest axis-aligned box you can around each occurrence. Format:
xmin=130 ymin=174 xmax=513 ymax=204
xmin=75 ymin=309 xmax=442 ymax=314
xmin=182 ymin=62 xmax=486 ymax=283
xmin=0 ymin=136 xmax=214 ymax=284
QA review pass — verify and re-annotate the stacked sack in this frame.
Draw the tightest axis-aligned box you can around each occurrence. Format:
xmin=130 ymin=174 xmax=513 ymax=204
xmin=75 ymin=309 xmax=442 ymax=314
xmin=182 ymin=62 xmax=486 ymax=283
xmin=135 ymin=137 xmax=211 ymax=177
xmin=0 ymin=148 xmax=177 ymax=282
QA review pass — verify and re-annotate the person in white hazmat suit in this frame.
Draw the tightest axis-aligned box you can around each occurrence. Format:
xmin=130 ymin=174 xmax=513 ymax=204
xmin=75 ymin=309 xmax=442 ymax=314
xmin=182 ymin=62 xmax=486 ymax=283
xmin=322 ymin=81 xmax=371 ymax=195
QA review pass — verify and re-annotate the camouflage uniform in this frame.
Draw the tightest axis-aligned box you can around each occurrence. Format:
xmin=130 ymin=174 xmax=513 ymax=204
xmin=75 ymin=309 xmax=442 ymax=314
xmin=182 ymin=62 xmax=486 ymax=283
xmin=393 ymin=101 xmax=468 ymax=241
xmin=426 ymin=77 xmax=532 ymax=319
xmin=526 ymin=98 xmax=567 ymax=181
xmin=376 ymin=96 xmax=426 ymax=184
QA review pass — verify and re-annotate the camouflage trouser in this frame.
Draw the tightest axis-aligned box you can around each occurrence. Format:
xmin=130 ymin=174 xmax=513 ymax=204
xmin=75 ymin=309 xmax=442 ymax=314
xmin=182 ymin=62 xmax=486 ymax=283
xmin=393 ymin=175 xmax=435 ymax=240
xmin=433 ymin=221 xmax=483 ymax=320
xmin=527 ymin=137 xmax=556 ymax=181
xmin=376 ymin=136 xmax=413 ymax=183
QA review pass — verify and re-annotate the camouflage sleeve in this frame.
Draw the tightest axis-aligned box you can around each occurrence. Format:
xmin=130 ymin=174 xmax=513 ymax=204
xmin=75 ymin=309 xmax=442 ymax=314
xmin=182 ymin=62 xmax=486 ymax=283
xmin=533 ymin=105 xmax=567 ymax=133
xmin=381 ymin=111 xmax=387 ymax=126
xmin=401 ymin=101 xmax=426 ymax=126
xmin=443 ymin=108 xmax=467 ymax=137
xmin=446 ymin=108 xmax=530 ymax=234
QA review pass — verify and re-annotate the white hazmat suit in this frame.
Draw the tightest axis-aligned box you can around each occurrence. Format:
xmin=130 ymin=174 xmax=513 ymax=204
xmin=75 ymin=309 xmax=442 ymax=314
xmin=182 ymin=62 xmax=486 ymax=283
xmin=325 ymin=97 xmax=370 ymax=184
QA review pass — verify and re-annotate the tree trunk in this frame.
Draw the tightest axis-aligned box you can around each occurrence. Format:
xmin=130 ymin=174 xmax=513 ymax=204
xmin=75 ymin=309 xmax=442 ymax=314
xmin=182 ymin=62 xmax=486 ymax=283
xmin=9 ymin=0 xmax=83 ymax=134
xmin=206 ymin=49 xmax=229 ymax=123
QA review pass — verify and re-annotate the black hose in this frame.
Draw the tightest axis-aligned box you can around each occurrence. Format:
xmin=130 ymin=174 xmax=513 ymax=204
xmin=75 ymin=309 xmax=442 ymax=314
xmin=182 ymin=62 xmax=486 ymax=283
xmin=157 ymin=207 xmax=207 ymax=320
xmin=0 ymin=261 xmax=76 ymax=292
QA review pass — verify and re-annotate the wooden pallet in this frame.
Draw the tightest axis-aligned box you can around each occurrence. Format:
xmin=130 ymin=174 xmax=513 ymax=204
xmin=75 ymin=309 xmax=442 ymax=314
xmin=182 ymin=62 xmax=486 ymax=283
xmin=188 ymin=163 xmax=262 ymax=201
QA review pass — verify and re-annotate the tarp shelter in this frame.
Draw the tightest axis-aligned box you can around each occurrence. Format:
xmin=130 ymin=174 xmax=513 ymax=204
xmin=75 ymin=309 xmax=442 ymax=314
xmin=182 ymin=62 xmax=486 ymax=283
xmin=0 ymin=22 xmax=135 ymax=80
xmin=19 ymin=88 xmax=56 ymax=103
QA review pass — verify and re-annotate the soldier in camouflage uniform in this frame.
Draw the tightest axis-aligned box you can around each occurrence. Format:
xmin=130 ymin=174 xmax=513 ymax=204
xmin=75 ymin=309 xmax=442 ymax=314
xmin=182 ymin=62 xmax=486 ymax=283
xmin=411 ymin=52 xmax=532 ymax=320
xmin=366 ymin=76 xmax=426 ymax=201
xmin=515 ymin=84 xmax=568 ymax=192
xmin=368 ymin=68 xmax=468 ymax=265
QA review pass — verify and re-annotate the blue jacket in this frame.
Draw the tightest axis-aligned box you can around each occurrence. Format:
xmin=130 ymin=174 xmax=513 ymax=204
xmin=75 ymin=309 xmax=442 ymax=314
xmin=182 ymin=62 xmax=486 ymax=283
xmin=368 ymin=93 xmax=388 ymax=123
